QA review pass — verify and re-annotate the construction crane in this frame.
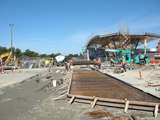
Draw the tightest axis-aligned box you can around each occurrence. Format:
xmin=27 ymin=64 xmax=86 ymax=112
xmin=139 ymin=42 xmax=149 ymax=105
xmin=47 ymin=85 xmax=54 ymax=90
xmin=0 ymin=24 xmax=17 ymax=69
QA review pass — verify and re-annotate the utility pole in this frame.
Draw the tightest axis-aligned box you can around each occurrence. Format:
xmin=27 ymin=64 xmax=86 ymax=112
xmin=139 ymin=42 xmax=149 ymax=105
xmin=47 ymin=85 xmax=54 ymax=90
xmin=9 ymin=24 xmax=14 ymax=54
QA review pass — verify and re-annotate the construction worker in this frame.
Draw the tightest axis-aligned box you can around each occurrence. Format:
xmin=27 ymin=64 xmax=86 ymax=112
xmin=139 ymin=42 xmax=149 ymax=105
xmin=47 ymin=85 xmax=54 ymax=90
xmin=65 ymin=60 xmax=71 ymax=72
xmin=48 ymin=62 xmax=52 ymax=72
xmin=65 ymin=62 xmax=69 ymax=72
xmin=97 ymin=57 xmax=101 ymax=69
xmin=121 ymin=56 xmax=126 ymax=72
xmin=110 ymin=56 xmax=115 ymax=66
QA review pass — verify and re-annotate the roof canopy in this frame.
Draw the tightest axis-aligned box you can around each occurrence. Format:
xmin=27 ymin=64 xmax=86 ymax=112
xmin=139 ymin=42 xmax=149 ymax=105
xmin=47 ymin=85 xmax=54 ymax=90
xmin=86 ymin=32 xmax=160 ymax=50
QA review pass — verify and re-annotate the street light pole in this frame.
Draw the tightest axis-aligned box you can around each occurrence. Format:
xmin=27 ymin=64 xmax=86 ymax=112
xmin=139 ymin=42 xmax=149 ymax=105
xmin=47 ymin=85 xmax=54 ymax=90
xmin=9 ymin=24 xmax=14 ymax=54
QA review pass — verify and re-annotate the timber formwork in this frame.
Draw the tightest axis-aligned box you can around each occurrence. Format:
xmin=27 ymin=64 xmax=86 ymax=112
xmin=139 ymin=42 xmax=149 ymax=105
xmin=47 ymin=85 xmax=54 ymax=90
xmin=67 ymin=70 xmax=160 ymax=117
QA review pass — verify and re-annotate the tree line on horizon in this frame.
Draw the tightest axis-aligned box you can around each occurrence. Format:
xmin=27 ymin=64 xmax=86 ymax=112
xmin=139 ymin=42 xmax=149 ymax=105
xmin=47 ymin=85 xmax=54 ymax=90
xmin=0 ymin=46 xmax=82 ymax=61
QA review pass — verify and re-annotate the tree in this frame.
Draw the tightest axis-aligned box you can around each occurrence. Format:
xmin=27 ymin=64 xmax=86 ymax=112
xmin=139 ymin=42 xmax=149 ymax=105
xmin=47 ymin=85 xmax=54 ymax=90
xmin=14 ymin=48 xmax=22 ymax=57
xmin=64 ymin=54 xmax=79 ymax=61
xmin=49 ymin=53 xmax=61 ymax=58
xmin=23 ymin=49 xmax=39 ymax=57
xmin=40 ymin=54 xmax=48 ymax=58
xmin=0 ymin=46 xmax=8 ymax=54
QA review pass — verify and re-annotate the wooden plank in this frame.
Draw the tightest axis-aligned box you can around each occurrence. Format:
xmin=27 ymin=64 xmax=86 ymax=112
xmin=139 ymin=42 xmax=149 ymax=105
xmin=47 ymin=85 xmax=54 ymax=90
xmin=67 ymin=72 xmax=73 ymax=95
xmin=72 ymin=98 xmax=154 ymax=111
xmin=68 ymin=94 xmax=94 ymax=100
xmin=129 ymin=101 xmax=159 ymax=106
xmin=68 ymin=94 xmax=159 ymax=107
xmin=98 ymin=97 xmax=125 ymax=103
xmin=67 ymin=94 xmax=158 ymax=115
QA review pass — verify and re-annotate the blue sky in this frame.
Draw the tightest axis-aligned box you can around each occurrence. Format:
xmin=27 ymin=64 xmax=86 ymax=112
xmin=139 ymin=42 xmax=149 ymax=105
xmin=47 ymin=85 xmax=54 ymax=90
xmin=0 ymin=0 xmax=160 ymax=55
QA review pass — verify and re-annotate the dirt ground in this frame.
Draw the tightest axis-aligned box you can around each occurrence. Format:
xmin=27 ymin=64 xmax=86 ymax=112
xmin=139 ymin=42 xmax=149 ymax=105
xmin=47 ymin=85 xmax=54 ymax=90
xmin=0 ymin=66 xmax=160 ymax=120
xmin=0 ymin=68 xmax=48 ymax=88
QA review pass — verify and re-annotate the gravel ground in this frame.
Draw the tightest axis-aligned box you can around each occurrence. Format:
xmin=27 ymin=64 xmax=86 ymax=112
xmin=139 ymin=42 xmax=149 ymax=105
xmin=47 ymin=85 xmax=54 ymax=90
xmin=0 ymin=66 xmax=159 ymax=120
xmin=0 ymin=68 xmax=48 ymax=88
xmin=0 ymin=67 xmax=66 ymax=120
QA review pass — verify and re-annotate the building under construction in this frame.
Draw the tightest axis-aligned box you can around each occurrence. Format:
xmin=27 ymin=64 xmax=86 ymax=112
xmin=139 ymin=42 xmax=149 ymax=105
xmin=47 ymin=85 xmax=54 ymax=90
xmin=85 ymin=32 xmax=160 ymax=64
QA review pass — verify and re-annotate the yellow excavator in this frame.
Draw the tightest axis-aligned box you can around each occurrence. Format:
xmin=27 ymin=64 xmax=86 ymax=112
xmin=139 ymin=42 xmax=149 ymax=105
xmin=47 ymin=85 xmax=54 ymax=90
xmin=0 ymin=51 xmax=17 ymax=69
xmin=0 ymin=52 xmax=12 ymax=64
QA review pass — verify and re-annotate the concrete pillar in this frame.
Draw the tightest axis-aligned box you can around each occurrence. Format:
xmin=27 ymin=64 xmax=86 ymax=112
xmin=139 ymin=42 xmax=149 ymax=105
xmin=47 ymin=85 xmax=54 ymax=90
xmin=158 ymin=40 xmax=160 ymax=55
xmin=144 ymin=39 xmax=147 ymax=55
xmin=87 ymin=49 xmax=90 ymax=61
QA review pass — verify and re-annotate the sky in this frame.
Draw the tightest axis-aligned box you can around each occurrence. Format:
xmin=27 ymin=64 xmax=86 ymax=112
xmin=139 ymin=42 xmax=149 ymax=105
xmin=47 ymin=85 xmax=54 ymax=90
xmin=0 ymin=0 xmax=160 ymax=55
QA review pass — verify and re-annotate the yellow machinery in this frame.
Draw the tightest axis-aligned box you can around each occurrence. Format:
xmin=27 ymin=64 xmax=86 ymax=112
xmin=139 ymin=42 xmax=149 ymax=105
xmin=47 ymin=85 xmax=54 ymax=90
xmin=44 ymin=58 xmax=54 ymax=67
xmin=0 ymin=51 xmax=15 ymax=65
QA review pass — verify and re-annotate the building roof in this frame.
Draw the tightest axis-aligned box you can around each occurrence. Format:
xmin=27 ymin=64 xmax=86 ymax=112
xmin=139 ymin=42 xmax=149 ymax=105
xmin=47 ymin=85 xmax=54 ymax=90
xmin=86 ymin=32 xmax=160 ymax=50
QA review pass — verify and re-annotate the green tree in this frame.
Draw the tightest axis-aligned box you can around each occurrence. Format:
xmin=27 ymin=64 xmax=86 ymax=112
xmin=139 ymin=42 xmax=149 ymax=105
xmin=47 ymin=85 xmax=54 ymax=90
xmin=23 ymin=49 xmax=39 ymax=57
xmin=14 ymin=48 xmax=22 ymax=57
xmin=49 ymin=53 xmax=61 ymax=58
xmin=64 ymin=54 xmax=79 ymax=61
xmin=40 ymin=54 xmax=48 ymax=58
xmin=0 ymin=46 xmax=9 ymax=54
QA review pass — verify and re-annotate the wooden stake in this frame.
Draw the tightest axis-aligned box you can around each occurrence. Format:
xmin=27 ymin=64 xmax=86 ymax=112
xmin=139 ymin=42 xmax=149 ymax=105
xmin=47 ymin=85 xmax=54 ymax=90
xmin=154 ymin=104 xmax=159 ymax=118
xmin=68 ymin=96 xmax=75 ymax=104
xmin=91 ymin=97 xmax=98 ymax=108
xmin=124 ymin=100 xmax=129 ymax=113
